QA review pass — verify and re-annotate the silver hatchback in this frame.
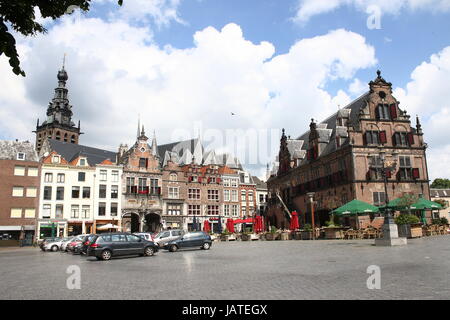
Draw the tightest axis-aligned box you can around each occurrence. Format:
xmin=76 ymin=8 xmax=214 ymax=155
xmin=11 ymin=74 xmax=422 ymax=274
xmin=153 ymin=229 xmax=184 ymax=247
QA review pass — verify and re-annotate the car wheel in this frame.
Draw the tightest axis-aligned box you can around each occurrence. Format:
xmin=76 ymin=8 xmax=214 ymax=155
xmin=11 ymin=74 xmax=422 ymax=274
xmin=170 ymin=245 xmax=178 ymax=252
xmin=101 ymin=250 xmax=112 ymax=261
xmin=202 ymin=243 xmax=211 ymax=250
xmin=51 ymin=245 xmax=58 ymax=252
xmin=144 ymin=247 xmax=155 ymax=256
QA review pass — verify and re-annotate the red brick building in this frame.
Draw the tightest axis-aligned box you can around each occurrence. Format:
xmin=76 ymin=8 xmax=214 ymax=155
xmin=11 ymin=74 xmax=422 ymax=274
xmin=0 ymin=140 xmax=40 ymax=245
xmin=267 ymin=71 xmax=430 ymax=228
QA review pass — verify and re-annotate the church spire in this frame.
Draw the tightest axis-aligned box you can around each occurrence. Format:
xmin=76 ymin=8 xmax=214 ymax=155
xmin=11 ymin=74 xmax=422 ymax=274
xmin=151 ymin=130 xmax=158 ymax=157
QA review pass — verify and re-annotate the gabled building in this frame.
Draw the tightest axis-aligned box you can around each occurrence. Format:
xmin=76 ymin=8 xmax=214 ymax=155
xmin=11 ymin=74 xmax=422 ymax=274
xmin=267 ymin=71 xmax=430 ymax=228
xmin=0 ymin=140 xmax=40 ymax=245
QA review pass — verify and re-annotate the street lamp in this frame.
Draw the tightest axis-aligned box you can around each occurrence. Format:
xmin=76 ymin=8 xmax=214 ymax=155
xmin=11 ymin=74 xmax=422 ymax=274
xmin=307 ymin=192 xmax=315 ymax=240
xmin=374 ymin=147 xmax=407 ymax=246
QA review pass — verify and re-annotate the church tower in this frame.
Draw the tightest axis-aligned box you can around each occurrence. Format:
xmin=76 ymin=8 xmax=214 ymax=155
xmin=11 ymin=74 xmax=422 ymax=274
xmin=34 ymin=59 xmax=82 ymax=152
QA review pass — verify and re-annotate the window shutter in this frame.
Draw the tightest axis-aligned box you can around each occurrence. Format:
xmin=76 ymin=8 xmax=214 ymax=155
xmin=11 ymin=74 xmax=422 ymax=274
xmin=412 ymin=168 xmax=420 ymax=179
xmin=217 ymin=178 xmax=221 ymax=184
xmin=207 ymin=177 xmax=211 ymax=183
xmin=407 ymin=132 xmax=414 ymax=146
xmin=189 ymin=176 xmax=193 ymax=182
xmin=198 ymin=177 xmax=202 ymax=183
xmin=390 ymin=104 xmax=397 ymax=119
xmin=385 ymin=169 xmax=391 ymax=179
xmin=379 ymin=131 xmax=387 ymax=144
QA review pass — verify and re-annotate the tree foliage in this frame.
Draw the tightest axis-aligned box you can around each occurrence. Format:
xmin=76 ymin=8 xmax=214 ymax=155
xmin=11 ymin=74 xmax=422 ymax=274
xmin=430 ymin=178 xmax=450 ymax=189
xmin=0 ymin=0 xmax=123 ymax=76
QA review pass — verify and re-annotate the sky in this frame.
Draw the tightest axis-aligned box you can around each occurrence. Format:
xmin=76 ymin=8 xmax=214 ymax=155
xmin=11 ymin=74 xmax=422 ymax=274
xmin=1 ymin=0 xmax=450 ymax=180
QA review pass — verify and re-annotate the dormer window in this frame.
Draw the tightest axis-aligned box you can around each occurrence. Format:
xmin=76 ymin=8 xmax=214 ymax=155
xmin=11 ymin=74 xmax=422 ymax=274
xmin=16 ymin=152 xmax=26 ymax=161
xmin=79 ymin=158 xmax=86 ymax=166
xmin=52 ymin=155 xmax=60 ymax=163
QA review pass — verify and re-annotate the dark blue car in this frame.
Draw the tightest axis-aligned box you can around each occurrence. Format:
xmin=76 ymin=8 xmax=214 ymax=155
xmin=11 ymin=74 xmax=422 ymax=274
xmin=163 ymin=231 xmax=212 ymax=252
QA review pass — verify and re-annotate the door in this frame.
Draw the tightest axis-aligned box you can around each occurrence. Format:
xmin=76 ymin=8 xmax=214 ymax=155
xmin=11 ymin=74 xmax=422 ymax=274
xmin=111 ymin=234 xmax=128 ymax=256
xmin=126 ymin=234 xmax=144 ymax=254
xmin=179 ymin=233 xmax=196 ymax=248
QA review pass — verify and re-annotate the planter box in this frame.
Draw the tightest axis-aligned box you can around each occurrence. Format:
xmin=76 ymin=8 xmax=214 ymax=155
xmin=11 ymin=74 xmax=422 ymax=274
xmin=250 ymin=233 xmax=259 ymax=241
xmin=292 ymin=231 xmax=302 ymax=240
xmin=398 ymin=224 xmax=423 ymax=238
xmin=278 ymin=232 xmax=290 ymax=241
xmin=241 ymin=234 xmax=251 ymax=241
xmin=265 ymin=233 xmax=278 ymax=241
xmin=228 ymin=235 xmax=237 ymax=241
xmin=301 ymin=231 xmax=313 ymax=240
xmin=220 ymin=235 xmax=230 ymax=242
xmin=324 ymin=228 xmax=345 ymax=239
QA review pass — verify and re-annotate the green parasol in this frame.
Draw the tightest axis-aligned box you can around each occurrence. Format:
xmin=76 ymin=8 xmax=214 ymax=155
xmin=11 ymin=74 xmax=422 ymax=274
xmin=410 ymin=198 xmax=443 ymax=210
xmin=331 ymin=199 xmax=380 ymax=216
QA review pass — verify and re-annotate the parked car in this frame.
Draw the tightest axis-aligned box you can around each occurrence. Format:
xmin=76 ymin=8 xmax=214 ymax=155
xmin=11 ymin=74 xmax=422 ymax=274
xmin=66 ymin=234 xmax=88 ymax=252
xmin=163 ymin=232 xmax=212 ymax=252
xmin=87 ymin=232 xmax=159 ymax=261
xmin=39 ymin=237 xmax=61 ymax=251
xmin=42 ymin=237 xmax=70 ymax=252
xmin=78 ymin=234 xmax=96 ymax=255
xmin=153 ymin=229 xmax=184 ymax=247
xmin=133 ymin=232 xmax=155 ymax=242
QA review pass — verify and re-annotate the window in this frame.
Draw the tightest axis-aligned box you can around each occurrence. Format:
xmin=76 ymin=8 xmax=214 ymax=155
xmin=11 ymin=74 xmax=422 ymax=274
xmin=13 ymin=166 xmax=25 ymax=176
xmin=393 ymin=132 xmax=408 ymax=147
xmin=71 ymin=205 xmax=79 ymax=219
xmin=224 ymin=190 xmax=230 ymax=201
xmin=111 ymin=185 xmax=118 ymax=199
xmin=241 ymin=206 xmax=247 ymax=217
xmin=399 ymin=156 xmax=412 ymax=180
xmin=207 ymin=205 xmax=219 ymax=215
xmin=16 ymin=152 xmax=26 ymax=160
xmin=112 ymin=234 xmax=126 ymax=242
xmin=248 ymin=191 xmax=254 ymax=202
xmin=44 ymin=172 xmax=52 ymax=182
xmin=99 ymin=185 xmax=107 ymax=198
xmin=231 ymin=179 xmax=238 ymax=187
xmin=26 ymin=187 xmax=37 ymax=197
xmin=82 ymin=187 xmax=91 ymax=199
xmin=259 ymin=194 xmax=265 ymax=203
xmin=56 ymin=187 xmax=64 ymax=200
xmin=224 ymin=204 xmax=230 ymax=216
xmin=43 ymin=186 xmax=52 ymax=200
xmin=10 ymin=208 xmax=22 ymax=218
xmin=368 ymin=156 xmax=383 ymax=180
xmin=231 ymin=190 xmax=238 ymax=202
xmin=12 ymin=186 xmax=24 ymax=197
xmin=139 ymin=158 xmax=147 ymax=168
xmin=112 ymin=170 xmax=119 ymax=182
xmin=232 ymin=205 xmax=238 ymax=217
xmin=188 ymin=188 xmax=200 ymax=200
xmin=98 ymin=203 xmax=106 ymax=216
xmin=78 ymin=172 xmax=85 ymax=182
xmin=127 ymin=177 xmax=136 ymax=194
xmin=208 ymin=189 xmax=219 ymax=201
xmin=376 ymin=104 xmax=390 ymax=120
xmin=168 ymin=187 xmax=179 ymax=199
xmin=57 ymin=173 xmax=65 ymax=183
xmin=24 ymin=208 xmax=35 ymax=218
xmin=169 ymin=173 xmax=177 ymax=181
xmin=373 ymin=192 xmax=386 ymax=206
xmin=111 ymin=203 xmax=118 ymax=216
xmin=138 ymin=178 xmax=148 ymax=194
xmin=127 ymin=234 xmax=141 ymax=242
xmin=188 ymin=205 xmax=201 ymax=215
xmin=223 ymin=178 xmax=230 ymax=187
xmin=52 ymin=155 xmax=60 ymax=163
xmin=167 ymin=203 xmax=182 ymax=215
xmin=42 ymin=204 xmax=51 ymax=218
xmin=365 ymin=131 xmax=380 ymax=145
xmin=28 ymin=167 xmax=38 ymax=177
xmin=82 ymin=206 xmax=90 ymax=219
xmin=72 ymin=186 xmax=80 ymax=198
xmin=79 ymin=158 xmax=86 ymax=166
xmin=55 ymin=204 xmax=63 ymax=218
xmin=150 ymin=179 xmax=159 ymax=195
xmin=100 ymin=170 xmax=107 ymax=181
xmin=241 ymin=190 xmax=247 ymax=201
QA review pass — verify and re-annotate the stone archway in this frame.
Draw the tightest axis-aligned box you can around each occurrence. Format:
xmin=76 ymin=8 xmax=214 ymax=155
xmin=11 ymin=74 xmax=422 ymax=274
xmin=122 ymin=212 xmax=140 ymax=233
xmin=143 ymin=213 xmax=161 ymax=233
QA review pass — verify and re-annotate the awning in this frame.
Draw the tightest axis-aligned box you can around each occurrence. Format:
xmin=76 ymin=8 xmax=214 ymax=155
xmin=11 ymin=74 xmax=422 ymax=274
xmin=23 ymin=225 xmax=36 ymax=231
xmin=0 ymin=226 xmax=22 ymax=231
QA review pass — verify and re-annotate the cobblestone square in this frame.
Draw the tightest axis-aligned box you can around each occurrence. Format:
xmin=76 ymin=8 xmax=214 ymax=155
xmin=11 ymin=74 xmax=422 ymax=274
xmin=0 ymin=237 xmax=449 ymax=300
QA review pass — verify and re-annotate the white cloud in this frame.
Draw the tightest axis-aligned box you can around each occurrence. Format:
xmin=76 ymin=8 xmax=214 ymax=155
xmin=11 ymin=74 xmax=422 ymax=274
xmin=348 ymin=78 xmax=367 ymax=97
xmin=293 ymin=0 xmax=450 ymax=23
xmin=0 ymin=15 xmax=376 ymax=174
xmin=393 ymin=46 xmax=450 ymax=180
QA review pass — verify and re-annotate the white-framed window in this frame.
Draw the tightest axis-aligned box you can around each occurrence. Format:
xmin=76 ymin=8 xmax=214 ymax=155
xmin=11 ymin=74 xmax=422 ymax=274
xmin=100 ymin=170 xmax=107 ymax=181
xmin=79 ymin=158 xmax=86 ymax=166
xmin=44 ymin=172 xmax=53 ymax=183
xmin=42 ymin=204 xmax=51 ymax=218
xmin=82 ymin=205 xmax=90 ymax=219
xmin=241 ymin=190 xmax=247 ymax=201
xmin=52 ymin=155 xmax=60 ymax=164
xmin=188 ymin=204 xmax=201 ymax=215
xmin=71 ymin=205 xmax=79 ymax=219
xmin=207 ymin=189 xmax=219 ymax=201
xmin=12 ymin=186 xmax=24 ymax=197
xmin=26 ymin=187 xmax=37 ymax=197
xmin=14 ymin=166 xmax=25 ymax=176
xmin=207 ymin=205 xmax=219 ymax=215
xmin=223 ymin=178 xmax=230 ymax=187
xmin=111 ymin=203 xmax=118 ymax=216
xmin=57 ymin=173 xmax=65 ymax=183
xmin=167 ymin=203 xmax=182 ymax=215
xmin=10 ymin=208 xmax=22 ymax=218
xmin=24 ymin=208 xmax=35 ymax=218
xmin=28 ymin=167 xmax=38 ymax=177
xmin=16 ymin=152 xmax=26 ymax=161
xmin=248 ymin=191 xmax=254 ymax=202
xmin=231 ymin=190 xmax=238 ymax=202
xmin=112 ymin=170 xmax=119 ymax=182
xmin=232 ymin=205 xmax=239 ymax=217
xmin=231 ymin=179 xmax=238 ymax=187
xmin=168 ymin=187 xmax=179 ymax=199
xmin=241 ymin=206 xmax=247 ymax=216
xmin=188 ymin=188 xmax=200 ymax=200
xmin=224 ymin=204 xmax=230 ymax=216
xmin=224 ymin=190 xmax=230 ymax=201
xmin=55 ymin=204 xmax=63 ymax=218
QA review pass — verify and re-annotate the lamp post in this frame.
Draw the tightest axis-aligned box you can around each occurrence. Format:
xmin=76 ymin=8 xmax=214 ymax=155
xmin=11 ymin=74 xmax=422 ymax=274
xmin=307 ymin=192 xmax=315 ymax=240
xmin=374 ymin=148 xmax=407 ymax=246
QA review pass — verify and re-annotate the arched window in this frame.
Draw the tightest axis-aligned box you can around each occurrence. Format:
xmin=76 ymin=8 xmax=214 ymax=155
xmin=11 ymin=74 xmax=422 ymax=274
xmin=55 ymin=131 xmax=61 ymax=140
xmin=71 ymin=135 xmax=76 ymax=144
xmin=169 ymin=173 xmax=177 ymax=181
xmin=64 ymin=133 xmax=68 ymax=142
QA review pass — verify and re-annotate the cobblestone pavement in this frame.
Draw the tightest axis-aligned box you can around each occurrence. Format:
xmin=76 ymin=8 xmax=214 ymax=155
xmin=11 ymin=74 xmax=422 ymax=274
xmin=0 ymin=237 xmax=449 ymax=299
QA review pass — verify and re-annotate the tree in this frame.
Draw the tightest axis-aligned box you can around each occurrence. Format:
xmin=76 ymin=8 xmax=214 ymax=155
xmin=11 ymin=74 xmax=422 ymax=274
xmin=430 ymin=178 xmax=450 ymax=189
xmin=0 ymin=0 xmax=123 ymax=76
